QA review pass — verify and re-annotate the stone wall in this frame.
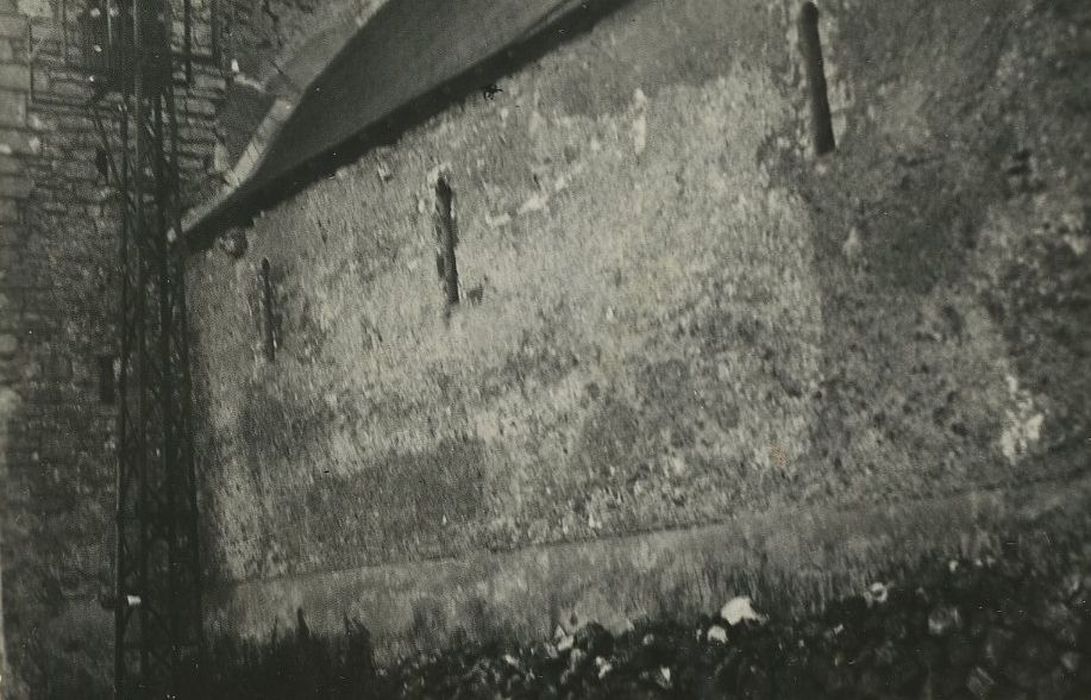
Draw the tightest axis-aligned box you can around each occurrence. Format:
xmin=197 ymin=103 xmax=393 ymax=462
xmin=219 ymin=0 xmax=380 ymax=86
xmin=0 ymin=2 xmax=224 ymax=693
xmin=187 ymin=0 xmax=1090 ymax=654
xmin=210 ymin=0 xmax=387 ymax=193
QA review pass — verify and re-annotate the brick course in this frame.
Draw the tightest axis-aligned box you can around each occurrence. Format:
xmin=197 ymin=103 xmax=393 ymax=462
xmin=0 ymin=4 xmax=222 ymax=693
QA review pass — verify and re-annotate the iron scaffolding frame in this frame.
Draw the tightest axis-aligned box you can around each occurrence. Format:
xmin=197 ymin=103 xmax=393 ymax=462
xmin=78 ymin=0 xmax=204 ymax=695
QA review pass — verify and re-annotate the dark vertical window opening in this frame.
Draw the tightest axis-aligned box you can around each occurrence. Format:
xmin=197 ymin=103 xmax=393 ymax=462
xmin=435 ymin=176 xmax=460 ymax=306
xmin=260 ymin=258 xmax=276 ymax=361
xmin=800 ymin=2 xmax=836 ymax=156
xmin=97 ymin=354 xmax=116 ymax=404
xmin=95 ymin=147 xmax=110 ymax=181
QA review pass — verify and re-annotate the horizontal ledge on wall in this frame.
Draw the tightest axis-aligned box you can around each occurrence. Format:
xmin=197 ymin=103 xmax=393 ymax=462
xmin=205 ymin=471 xmax=1091 ymax=664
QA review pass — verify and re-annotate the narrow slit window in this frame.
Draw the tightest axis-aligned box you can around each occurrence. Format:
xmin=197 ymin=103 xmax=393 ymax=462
xmin=260 ymin=258 xmax=276 ymax=361
xmin=435 ymin=176 xmax=460 ymax=306
xmin=97 ymin=355 xmax=116 ymax=404
xmin=800 ymin=2 xmax=836 ymax=156
xmin=95 ymin=147 xmax=110 ymax=181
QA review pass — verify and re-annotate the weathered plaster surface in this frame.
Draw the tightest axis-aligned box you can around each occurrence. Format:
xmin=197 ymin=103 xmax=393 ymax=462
xmin=188 ymin=0 xmax=1090 ymax=651
xmin=206 ymin=472 xmax=1091 ymax=662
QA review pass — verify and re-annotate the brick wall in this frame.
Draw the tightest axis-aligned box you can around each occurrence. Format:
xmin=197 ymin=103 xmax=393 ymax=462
xmin=219 ymin=0 xmax=363 ymax=82
xmin=0 ymin=3 xmax=224 ymax=693
xmin=209 ymin=0 xmax=385 ymax=185
xmin=1 ymin=13 xmax=38 ymax=696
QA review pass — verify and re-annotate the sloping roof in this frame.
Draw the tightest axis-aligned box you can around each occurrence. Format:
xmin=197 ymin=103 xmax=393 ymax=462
xmin=183 ymin=0 xmax=628 ymax=246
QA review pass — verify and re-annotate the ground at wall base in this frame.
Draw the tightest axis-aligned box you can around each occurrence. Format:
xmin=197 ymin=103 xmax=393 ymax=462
xmin=188 ymin=503 xmax=1091 ymax=699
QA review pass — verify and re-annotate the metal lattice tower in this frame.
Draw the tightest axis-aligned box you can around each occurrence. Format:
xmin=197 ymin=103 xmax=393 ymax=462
xmin=76 ymin=0 xmax=205 ymax=694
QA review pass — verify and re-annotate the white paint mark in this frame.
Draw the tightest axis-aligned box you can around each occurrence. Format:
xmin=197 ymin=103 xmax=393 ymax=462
xmin=485 ymin=212 xmax=512 ymax=228
xmin=376 ymin=160 xmax=393 ymax=182
xmin=1063 ymin=234 xmax=1088 ymax=256
xmin=632 ymin=114 xmax=647 ymax=156
xmin=234 ymin=73 xmax=264 ymax=91
xmin=999 ymin=374 xmax=1044 ymax=464
xmin=632 ymin=88 xmax=649 ymax=155
xmin=517 ymin=192 xmax=549 ymax=215
xmin=842 ymin=226 xmax=862 ymax=260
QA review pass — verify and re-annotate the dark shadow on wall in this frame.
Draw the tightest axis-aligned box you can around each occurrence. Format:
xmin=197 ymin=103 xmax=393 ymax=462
xmin=783 ymin=0 xmax=1091 ymax=501
xmin=185 ymin=0 xmax=639 ymax=252
xmin=788 ymin=6 xmax=1008 ymax=498
xmin=1 ymin=220 xmax=115 ymax=696
xmin=179 ymin=610 xmax=380 ymax=699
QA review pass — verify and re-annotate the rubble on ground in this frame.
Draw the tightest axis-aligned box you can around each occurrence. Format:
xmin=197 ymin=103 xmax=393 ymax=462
xmin=196 ymin=537 xmax=1091 ymax=698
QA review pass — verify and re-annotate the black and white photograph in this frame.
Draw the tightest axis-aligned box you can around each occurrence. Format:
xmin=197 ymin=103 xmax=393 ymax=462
xmin=0 ymin=0 xmax=1089 ymax=697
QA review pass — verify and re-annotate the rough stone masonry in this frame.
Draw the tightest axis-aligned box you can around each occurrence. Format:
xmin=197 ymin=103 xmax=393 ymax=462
xmin=1 ymin=0 xmax=1089 ymax=695
xmin=187 ymin=0 xmax=1090 ymax=667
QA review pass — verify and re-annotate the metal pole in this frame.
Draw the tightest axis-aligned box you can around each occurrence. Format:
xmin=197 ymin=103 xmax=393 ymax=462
xmin=99 ymin=0 xmax=204 ymax=694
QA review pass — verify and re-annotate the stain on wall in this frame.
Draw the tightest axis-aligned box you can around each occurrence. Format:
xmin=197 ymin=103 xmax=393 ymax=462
xmin=188 ymin=0 xmax=1091 ymax=629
